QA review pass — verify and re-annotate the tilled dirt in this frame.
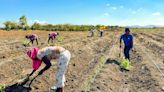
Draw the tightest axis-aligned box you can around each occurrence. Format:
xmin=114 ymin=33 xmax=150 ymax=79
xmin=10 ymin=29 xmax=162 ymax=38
xmin=89 ymin=31 xmax=164 ymax=92
xmin=0 ymin=30 xmax=163 ymax=92
xmin=140 ymin=32 xmax=164 ymax=44
xmin=0 ymin=31 xmax=113 ymax=92
xmin=134 ymin=32 xmax=164 ymax=59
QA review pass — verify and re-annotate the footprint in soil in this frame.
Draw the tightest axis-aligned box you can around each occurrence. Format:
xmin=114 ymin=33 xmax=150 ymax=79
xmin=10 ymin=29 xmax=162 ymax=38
xmin=3 ymin=83 xmax=31 ymax=92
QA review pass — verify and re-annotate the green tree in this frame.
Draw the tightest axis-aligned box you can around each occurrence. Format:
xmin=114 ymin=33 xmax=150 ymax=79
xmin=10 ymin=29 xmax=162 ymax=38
xmin=4 ymin=21 xmax=18 ymax=31
xmin=31 ymin=22 xmax=41 ymax=30
xmin=19 ymin=15 xmax=28 ymax=30
xmin=96 ymin=25 xmax=101 ymax=29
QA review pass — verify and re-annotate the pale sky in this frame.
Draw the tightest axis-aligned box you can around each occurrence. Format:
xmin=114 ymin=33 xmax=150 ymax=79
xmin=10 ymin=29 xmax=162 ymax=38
xmin=0 ymin=0 xmax=164 ymax=27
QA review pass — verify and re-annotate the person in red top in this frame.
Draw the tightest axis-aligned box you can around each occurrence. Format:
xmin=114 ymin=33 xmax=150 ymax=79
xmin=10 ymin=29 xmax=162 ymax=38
xmin=48 ymin=32 xmax=59 ymax=43
xmin=25 ymin=34 xmax=38 ymax=45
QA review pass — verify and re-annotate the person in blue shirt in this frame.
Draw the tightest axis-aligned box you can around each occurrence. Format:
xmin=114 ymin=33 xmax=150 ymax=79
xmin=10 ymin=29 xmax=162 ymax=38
xmin=120 ymin=28 xmax=133 ymax=60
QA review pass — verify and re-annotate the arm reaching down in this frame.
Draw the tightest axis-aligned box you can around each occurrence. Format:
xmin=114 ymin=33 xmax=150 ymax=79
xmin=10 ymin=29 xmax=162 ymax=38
xmin=29 ymin=69 xmax=36 ymax=76
xmin=27 ymin=40 xmax=32 ymax=45
xmin=38 ymin=56 xmax=52 ymax=75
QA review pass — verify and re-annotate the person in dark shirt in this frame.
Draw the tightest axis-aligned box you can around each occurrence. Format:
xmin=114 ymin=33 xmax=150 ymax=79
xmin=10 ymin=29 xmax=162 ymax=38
xmin=120 ymin=28 xmax=133 ymax=60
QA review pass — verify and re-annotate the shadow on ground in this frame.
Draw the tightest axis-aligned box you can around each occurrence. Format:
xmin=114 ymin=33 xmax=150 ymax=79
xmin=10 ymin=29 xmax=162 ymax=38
xmin=3 ymin=83 xmax=31 ymax=92
xmin=105 ymin=58 xmax=129 ymax=72
xmin=105 ymin=58 xmax=120 ymax=65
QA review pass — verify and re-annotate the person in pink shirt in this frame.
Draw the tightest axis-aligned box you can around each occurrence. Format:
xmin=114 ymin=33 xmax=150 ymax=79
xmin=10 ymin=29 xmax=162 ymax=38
xmin=25 ymin=34 xmax=38 ymax=45
xmin=26 ymin=46 xmax=71 ymax=92
xmin=48 ymin=32 xmax=59 ymax=43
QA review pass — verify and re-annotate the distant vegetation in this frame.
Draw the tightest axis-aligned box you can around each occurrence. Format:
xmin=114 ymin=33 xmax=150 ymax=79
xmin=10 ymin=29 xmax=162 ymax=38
xmin=3 ymin=15 xmax=30 ymax=31
xmin=2 ymin=16 xmax=121 ymax=31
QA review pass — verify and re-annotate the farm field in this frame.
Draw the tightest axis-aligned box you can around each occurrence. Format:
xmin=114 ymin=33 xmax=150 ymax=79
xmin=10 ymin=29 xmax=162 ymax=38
xmin=0 ymin=29 xmax=163 ymax=92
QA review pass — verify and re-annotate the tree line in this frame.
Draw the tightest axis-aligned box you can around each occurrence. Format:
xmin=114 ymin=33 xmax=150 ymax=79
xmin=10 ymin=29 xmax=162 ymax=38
xmin=3 ymin=16 xmax=121 ymax=31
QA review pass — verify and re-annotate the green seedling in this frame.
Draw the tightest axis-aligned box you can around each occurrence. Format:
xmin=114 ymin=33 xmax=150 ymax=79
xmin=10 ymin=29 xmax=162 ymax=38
xmin=0 ymin=84 xmax=5 ymax=91
xmin=119 ymin=59 xmax=131 ymax=70
xmin=20 ymin=39 xmax=29 ymax=44
xmin=81 ymin=56 xmax=106 ymax=90
xmin=56 ymin=36 xmax=64 ymax=42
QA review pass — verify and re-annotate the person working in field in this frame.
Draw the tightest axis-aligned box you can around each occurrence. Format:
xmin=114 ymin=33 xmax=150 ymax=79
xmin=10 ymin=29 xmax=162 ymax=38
xmin=48 ymin=32 xmax=59 ymax=44
xmin=26 ymin=46 xmax=71 ymax=92
xmin=120 ymin=28 xmax=133 ymax=60
xmin=25 ymin=34 xmax=38 ymax=45
xmin=89 ymin=28 xmax=96 ymax=37
xmin=99 ymin=29 xmax=104 ymax=37
xmin=99 ymin=27 xmax=105 ymax=37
